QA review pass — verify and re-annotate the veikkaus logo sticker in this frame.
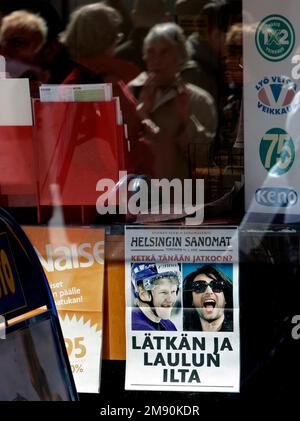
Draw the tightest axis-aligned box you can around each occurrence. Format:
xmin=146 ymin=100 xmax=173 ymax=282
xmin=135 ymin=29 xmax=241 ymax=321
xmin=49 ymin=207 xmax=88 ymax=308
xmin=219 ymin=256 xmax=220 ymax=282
xmin=256 ymin=76 xmax=298 ymax=115
xmin=255 ymin=15 xmax=295 ymax=61
xmin=259 ymin=128 xmax=295 ymax=176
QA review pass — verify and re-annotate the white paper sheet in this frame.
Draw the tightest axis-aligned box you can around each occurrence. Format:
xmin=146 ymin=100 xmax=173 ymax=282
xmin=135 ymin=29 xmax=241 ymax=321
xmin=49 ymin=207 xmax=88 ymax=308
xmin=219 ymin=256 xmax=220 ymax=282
xmin=39 ymin=84 xmax=113 ymax=102
xmin=0 ymin=79 xmax=32 ymax=126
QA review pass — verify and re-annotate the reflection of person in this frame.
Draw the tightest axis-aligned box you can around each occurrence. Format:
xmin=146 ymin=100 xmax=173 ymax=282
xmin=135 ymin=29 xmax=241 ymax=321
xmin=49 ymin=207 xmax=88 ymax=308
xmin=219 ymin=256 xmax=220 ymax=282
xmin=0 ymin=10 xmax=50 ymax=96
xmin=131 ymin=263 xmax=180 ymax=331
xmin=0 ymin=10 xmax=47 ymax=64
xmin=128 ymin=22 xmax=217 ymax=180
xmin=183 ymin=265 xmax=233 ymax=332
xmin=115 ymin=0 xmax=170 ymax=71
xmin=60 ymin=3 xmax=140 ymax=142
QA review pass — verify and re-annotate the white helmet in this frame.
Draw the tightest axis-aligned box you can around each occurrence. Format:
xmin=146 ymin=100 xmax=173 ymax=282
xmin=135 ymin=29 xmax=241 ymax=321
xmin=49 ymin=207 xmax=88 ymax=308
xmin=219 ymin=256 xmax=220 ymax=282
xmin=131 ymin=263 xmax=181 ymax=292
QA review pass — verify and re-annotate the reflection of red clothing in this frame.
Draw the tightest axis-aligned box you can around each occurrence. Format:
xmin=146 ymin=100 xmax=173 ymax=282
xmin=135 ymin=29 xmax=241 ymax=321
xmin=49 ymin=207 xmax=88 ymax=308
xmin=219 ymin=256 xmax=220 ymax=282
xmin=63 ymin=56 xmax=140 ymax=85
xmin=62 ymin=57 xmax=141 ymax=162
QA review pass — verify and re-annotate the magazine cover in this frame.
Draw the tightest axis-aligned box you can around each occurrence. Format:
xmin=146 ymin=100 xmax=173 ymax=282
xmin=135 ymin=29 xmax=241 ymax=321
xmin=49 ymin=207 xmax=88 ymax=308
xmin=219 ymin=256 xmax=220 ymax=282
xmin=125 ymin=226 xmax=239 ymax=392
xmin=24 ymin=226 xmax=105 ymax=393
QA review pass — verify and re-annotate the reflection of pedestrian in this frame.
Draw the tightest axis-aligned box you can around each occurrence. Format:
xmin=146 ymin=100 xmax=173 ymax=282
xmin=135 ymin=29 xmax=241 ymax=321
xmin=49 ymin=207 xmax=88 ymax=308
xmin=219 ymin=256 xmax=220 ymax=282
xmin=115 ymin=0 xmax=170 ymax=71
xmin=60 ymin=3 xmax=140 ymax=142
xmin=128 ymin=22 xmax=216 ymax=180
xmin=131 ymin=263 xmax=181 ymax=331
xmin=0 ymin=10 xmax=47 ymax=64
xmin=22 ymin=329 xmax=60 ymax=401
xmin=183 ymin=265 xmax=233 ymax=332
xmin=0 ymin=10 xmax=50 ymax=96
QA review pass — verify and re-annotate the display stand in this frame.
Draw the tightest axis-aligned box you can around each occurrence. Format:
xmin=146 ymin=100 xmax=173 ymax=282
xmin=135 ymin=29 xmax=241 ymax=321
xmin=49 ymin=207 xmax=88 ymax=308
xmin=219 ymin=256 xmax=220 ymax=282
xmin=0 ymin=78 xmax=36 ymax=214
xmin=34 ymin=100 xmax=131 ymax=223
xmin=0 ymin=208 xmax=77 ymax=401
xmin=33 ymin=101 xmax=121 ymax=205
xmin=0 ymin=98 xmax=131 ymax=225
xmin=0 ymin=127 xmax=36 ymax=207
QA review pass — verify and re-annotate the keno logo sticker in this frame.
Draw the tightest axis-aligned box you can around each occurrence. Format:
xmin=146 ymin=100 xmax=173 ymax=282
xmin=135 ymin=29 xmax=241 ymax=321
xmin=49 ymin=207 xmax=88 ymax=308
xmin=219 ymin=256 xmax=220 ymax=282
xmin=259 ymin=128 xmax=295 ymax=176
xmin=255 ymin=15 xmax=295 ymax=61
xmin=255 ymin=187 xmax=298 ymax=208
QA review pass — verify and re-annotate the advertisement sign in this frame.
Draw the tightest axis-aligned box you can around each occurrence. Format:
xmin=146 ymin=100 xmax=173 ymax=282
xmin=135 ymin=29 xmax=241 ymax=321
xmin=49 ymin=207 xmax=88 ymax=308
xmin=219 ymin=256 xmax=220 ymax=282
xmin=24 ymin=227 xmax=105 ymax=394
xmin=243 ymin=0 xmax=300 ymax=218
xmin=125 ymin=226 xmax=239 ymax=392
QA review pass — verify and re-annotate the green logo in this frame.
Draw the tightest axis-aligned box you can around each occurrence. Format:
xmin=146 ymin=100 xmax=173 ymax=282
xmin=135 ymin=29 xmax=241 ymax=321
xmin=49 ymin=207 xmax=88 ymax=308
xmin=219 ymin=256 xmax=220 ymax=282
xmin=255 ymin=15 xmax=295 ymax=61
xmin=259 ymin=128 xmax=295 ymax=176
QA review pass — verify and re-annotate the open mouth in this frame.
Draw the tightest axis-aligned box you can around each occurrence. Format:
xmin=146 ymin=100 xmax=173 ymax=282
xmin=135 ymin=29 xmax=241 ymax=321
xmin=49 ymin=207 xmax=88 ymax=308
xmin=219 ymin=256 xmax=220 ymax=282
xmin=203 ymin=299 xmax=216 ymax=311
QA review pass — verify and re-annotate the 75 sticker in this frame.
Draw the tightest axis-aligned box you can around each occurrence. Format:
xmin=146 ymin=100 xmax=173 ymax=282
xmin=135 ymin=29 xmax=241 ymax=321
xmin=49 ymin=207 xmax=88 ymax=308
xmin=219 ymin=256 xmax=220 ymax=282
xmin=259 ymin=128 xmax=295 ymax=176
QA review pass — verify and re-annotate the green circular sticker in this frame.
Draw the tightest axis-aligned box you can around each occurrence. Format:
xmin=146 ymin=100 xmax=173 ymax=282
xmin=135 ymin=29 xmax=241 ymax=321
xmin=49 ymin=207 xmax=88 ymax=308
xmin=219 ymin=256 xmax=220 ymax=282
xmin=255 ymin=14 xmax=295 ymax=61
xmin=259 ymin=128 xmax=295 ymax=176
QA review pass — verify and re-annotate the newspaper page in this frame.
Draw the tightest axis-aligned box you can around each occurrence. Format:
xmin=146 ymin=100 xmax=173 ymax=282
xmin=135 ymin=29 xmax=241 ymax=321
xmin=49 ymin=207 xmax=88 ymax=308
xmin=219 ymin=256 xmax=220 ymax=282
xmin=39 ymin=84 xmax=113 ymax=102
xmin=24 ymin=226 xmax=105 ymax=394
xmin=125 ymin=226 xmax=239 ymax=392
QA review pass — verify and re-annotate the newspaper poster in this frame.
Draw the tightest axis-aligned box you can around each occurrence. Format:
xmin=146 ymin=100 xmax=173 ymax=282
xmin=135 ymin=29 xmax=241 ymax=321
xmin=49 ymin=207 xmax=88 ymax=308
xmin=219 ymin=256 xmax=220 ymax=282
xmin=24 ymin=226 xmax=105 ymax=394
xmin=125 ymin=226 xmax=239 ymax=392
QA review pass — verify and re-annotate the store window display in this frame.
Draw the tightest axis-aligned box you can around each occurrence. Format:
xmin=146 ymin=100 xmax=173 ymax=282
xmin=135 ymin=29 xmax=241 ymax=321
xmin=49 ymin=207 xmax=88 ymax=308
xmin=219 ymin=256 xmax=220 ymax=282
xmin=0 ymin=0 xmax=298 ymax=409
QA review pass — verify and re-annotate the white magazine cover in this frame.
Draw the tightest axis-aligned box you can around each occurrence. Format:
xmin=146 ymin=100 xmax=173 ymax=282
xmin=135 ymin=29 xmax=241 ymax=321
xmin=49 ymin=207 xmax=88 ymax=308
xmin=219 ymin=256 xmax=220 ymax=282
xmin=125 ymin=226 xmax=240 ymax=392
